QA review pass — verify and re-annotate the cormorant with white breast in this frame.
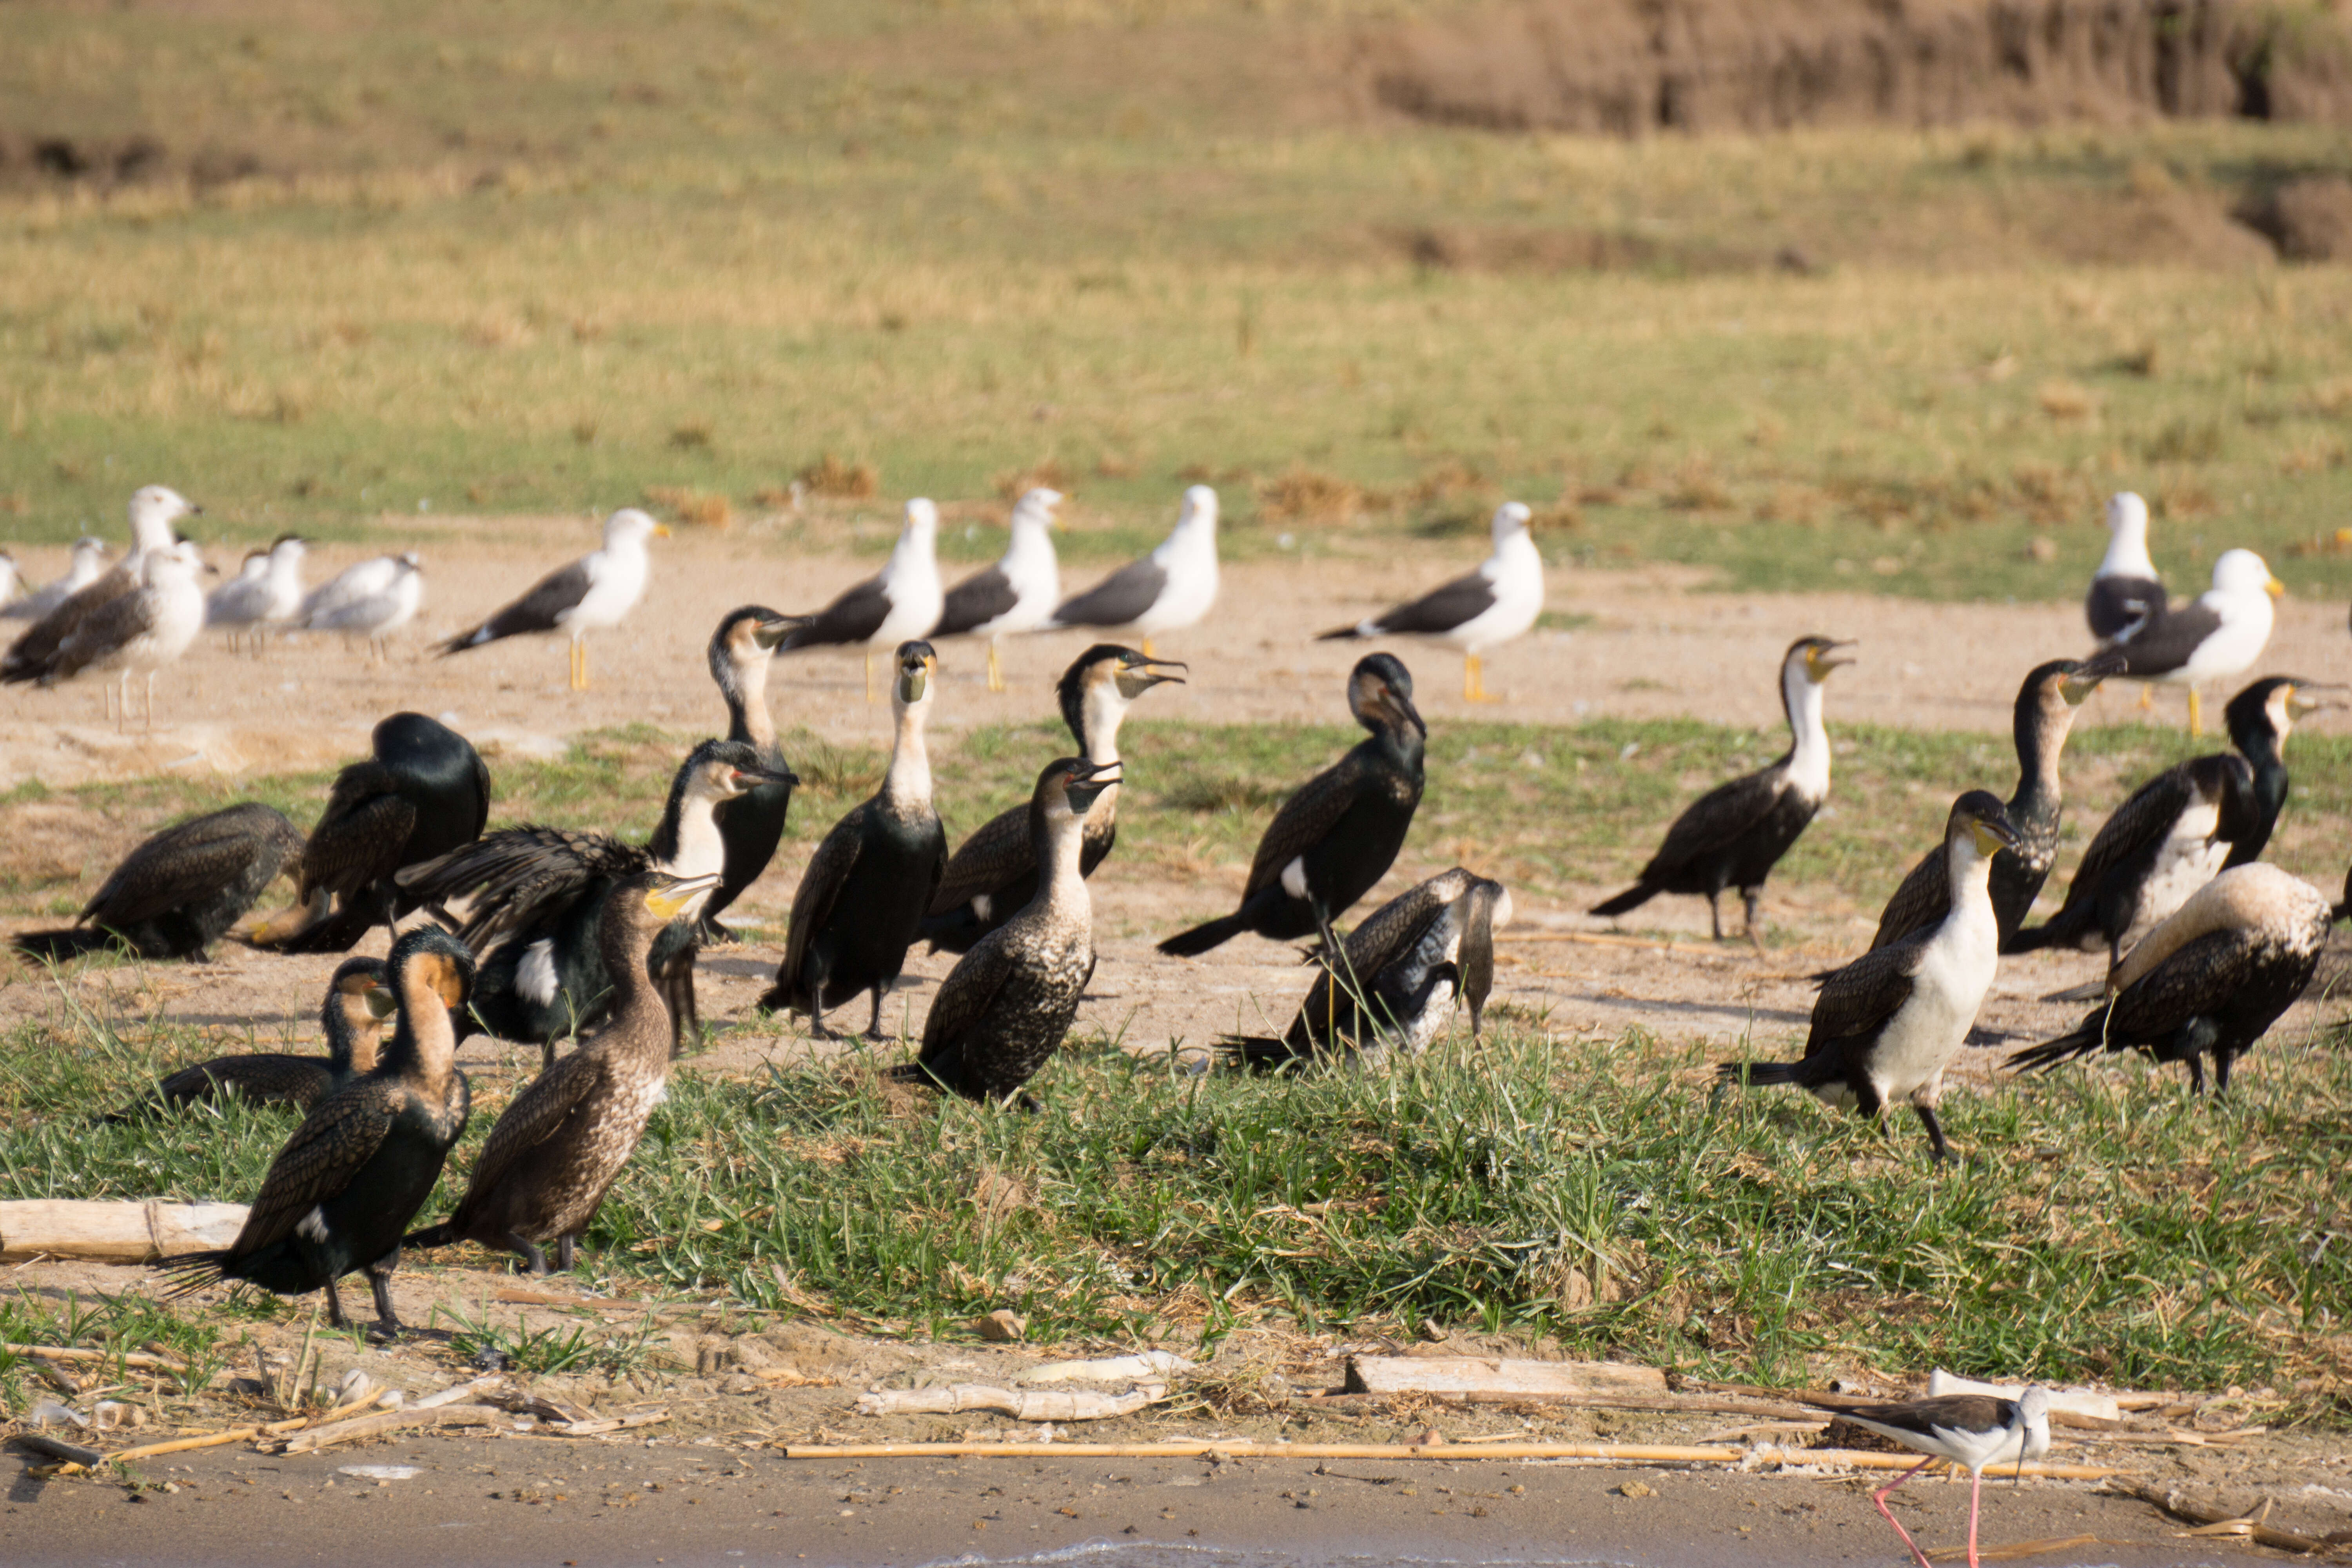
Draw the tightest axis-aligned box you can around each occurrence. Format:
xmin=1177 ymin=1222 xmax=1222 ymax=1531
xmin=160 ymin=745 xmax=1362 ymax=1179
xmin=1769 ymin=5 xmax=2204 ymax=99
xmin=888 ymin=758 xmax=1116 ymax=1108
xmin=1866 ymin=653 xmax=2123 ymax=953
xmin=3 ymin=486 xmax=198 ymax=685
xmin=1593 ymin=635 xmax=1852 ymax=942
xmin=405 ymin=871 xmax=716 ymax=1275
xmin=438 ymin=509 xmax=667 ymax=691
xmin=160 ymin=926 xmax=475 ymax=1337
xmin=935 ymin=487 xmax=1062 ymax=691
xmin=105 ymin=957 xmax=389 ymax=1122
xmin=761 ymin=642 xmax=946 ymax=1037
xmin=2085 ymin=492 xmax=2163 ymax=645
xmin=1218 ymin=867 xmax=1512 ymax=1071
xmin=208 ymin=534 xmax=307 ymax=653
xmin=2009 ymin=676 xmax=2325 ymax=971
xmin=776 ymin=499 xmax=943 ymax=701
xmin=3 ymin=535 xmax=107 ymax=622
xmin=255 ymin=713 xmax=494 ymax=954
xmin=1319 ymin=502 xmax=1543 ymax=702
xmin=1158 ymin=653 xmax=1425 ymax=958
xmin=2011 ymin=863 xmax=2337 ymax=1094
xmin=2107 ymin=548 xmax=2283 ymax=734
xmin=13 ymin=802 xmax=304 ymax=964
xmin=1719 ymin=792 xmax=2020 ymax=1165
xmin=699 ymin=606 xmax=808 ymax=943
xmin=920 ymin=644 xmax=1184 ymax=954
xmin=1044 ymin=486 xmax=1218 ymax=657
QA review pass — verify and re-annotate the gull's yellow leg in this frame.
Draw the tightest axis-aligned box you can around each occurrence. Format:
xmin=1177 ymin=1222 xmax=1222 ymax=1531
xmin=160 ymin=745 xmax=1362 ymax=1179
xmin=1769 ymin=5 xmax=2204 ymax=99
xmin=865 ymin=648 xmax=876 ymax=704
xmin=2187 ymin=687 xmax=2202 ymax=737
xmin=986 ymin=640 xmax=1004 ymax=693
xmin=2137 ymin=685 xmax=2154 ymax=710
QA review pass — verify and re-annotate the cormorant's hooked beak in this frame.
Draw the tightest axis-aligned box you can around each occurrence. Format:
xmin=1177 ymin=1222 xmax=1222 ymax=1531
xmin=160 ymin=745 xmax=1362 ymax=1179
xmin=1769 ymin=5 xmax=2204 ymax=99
xmin=1064 ymin=758 xmax=1123 ymax=814
xmin=1116 ymin=652 xmax=1188 ymax=696
xmin=753 ymin=614 xmax=814 ymax=652
xmin=2288 ymin=680 xmax=2348 ymax=718
xmin=898 ymin=653 xmax=936 ymax=704
xmin=1969 ymin=815 xmax=2022 ymax=857
xmin=1804 ymin=640 xmax=1856 ymax=681
xmin=645 ymin=871 xmax=722 ymax=921
xmin=1385 ymin=682 xmax=1426 ymax=739
xmin=731 ymin=764 xmax=800 ymax=790
xmin=2062 ymin=649 xmax=2128 ymax=704
xmin=361 ymin=987 xmax=399 ymax=1020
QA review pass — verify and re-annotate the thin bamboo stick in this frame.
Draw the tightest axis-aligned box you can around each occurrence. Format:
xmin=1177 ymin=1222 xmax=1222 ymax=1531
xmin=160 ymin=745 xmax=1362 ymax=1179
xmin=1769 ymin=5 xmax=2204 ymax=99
xmin=4 ymin=1343 xmax=188 ymax=1374
xmin=280 ymin=1403 xmax=504 ymax=1454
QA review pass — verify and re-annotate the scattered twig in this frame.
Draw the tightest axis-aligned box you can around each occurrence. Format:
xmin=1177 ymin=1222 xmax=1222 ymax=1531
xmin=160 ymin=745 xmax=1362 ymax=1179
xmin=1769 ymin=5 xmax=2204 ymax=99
xmin=857 ymin=1384 xmax=1166 ymax=1422
xmin=2 ymin=1343 xmax=188 ymax=1374
xmin=279 ymin=1403 xmax=505 ymax=1454
xmin=543 ymin=1410 xmax=670 ymax=1437
xmin=7 ymin=1434 xmax=102 ymax=1468
xmin=1301 ymin=1389 xmax=1816 ymax=1420
xmin=2106 ymin=1479 xmax=2328 ymax=1555
xmin=1926 ymin=1536 xmax=2103 ymax=1564
xmin=413 ymin=1375 xmax=505 ymax=1410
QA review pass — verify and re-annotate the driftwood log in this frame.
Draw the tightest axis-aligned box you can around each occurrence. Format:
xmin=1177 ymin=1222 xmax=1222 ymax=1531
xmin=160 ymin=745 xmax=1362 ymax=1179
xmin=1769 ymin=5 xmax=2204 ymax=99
xmin=0 ymin=1200 xmax=247 ymax=1263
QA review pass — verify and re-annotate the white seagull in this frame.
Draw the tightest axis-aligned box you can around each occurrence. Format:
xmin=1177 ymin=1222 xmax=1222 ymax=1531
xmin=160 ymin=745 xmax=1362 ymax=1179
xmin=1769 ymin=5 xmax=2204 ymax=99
xmin=0 ymin=551 xmax=19 ymax=614
xmin=1044 ymin=485 xmax=1219 ymax=658
xmin=3 ymin=535 xmax=109 ymax=621
xmin=2084 ymin=491 xmax=2163 ymax=644
xmin=1319 ymin=500 xmax=1543 ymax=702
xmin=437 ymin=508 xmax=668 ymax=691
xmin=303 ymin=551 xmax=424 ymax=661
xmin=207 ymin=534 xmax=307 ymax=653
xmin=44 ymin=539 xmax=212 ymax=730
xmin=777 ymin=497 xmax=945 ymax=701
xmin=934 ymin=487 xmax=1063 ymax=691
xmin=3 ymin=486 xmax=200 ymax=686
xmin=2111 ymin=547 xmax=2283 ymax=734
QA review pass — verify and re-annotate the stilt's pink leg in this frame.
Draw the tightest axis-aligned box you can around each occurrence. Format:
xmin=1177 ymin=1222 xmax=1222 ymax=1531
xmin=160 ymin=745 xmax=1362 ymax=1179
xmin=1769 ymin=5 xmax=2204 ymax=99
xmin=1967 ymin=1468 xmax=1982 ymax=1568
xmin=1869 ymin=1455 xmax=1938 ymax=1568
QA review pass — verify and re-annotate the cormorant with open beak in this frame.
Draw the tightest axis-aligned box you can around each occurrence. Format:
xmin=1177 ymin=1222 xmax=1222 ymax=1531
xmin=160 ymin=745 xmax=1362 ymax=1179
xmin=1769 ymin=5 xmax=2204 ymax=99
xmin=106 ymin=957 xmax=391 ymax=1122
xmin=1594 ymin=635 xmax=1852 ymax=942
xmin=762 ymin=642 xmax=947 ymax=1038
xmin=700 ymin=606 xmax=808 ymax=942
xmin=13 ymin=802 xmax=304 ymax=964
xmin=1159 ymin=653 xmax=1425 ymax=958
xmin=921 ymin=644 xmax=1184 ymax=954
xmin=1720 ymin=793 xmax=2019 ymax=1165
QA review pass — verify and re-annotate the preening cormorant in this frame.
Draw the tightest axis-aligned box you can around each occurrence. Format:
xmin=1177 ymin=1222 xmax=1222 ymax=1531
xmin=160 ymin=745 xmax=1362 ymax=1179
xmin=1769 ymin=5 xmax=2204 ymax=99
xmin=920 ymin=644 xmax=1183 ymax=955
xmin=762 ymin=642 xmax=947 ymax=1038
xmin=1217 ymin=867 xmax=1512 ymax=1071
xmin=1319 ymin=502 xmax=1543 ymax=703
xmin=13 ymin=802 xmax=304 ymax=963
xmin=106 ymin=957 xmax=388 ymax=1122
xmin=1719 ymin=792 xmax=2019 ymax=1165
xmin=3 ymin=486 xmax=198 ymax=687
xmin=701 ymin=605 xmax=806 ymax=942
xmin=2107 ymin=548 xmax=2283 ymax=734
xmin=438 ymin=509 xmax=667 ymax=691
xmin=2009 ymin=864 xmax=2336 ymax=1094
xmin=935 ymin=487 xmax=1062 ymax=692
xmin=889 ymin=758 xmax=1116 ymax=1107
xmin=254 ymin=712 xmax=494 ymax=953
xmin=1044 ymin=485 xmax=1219 ymax=657
xmin=1867 ymin=653 xmax=2122 ymax=953
xmin=776 ymin=500 xmax=943 ymax=701
xmin=406 ymin=871 xmax=714 ymax=1275
xmin=1158 ymin=652 xmax=1425 ymax=958
xmin=160 ymin=927 xmax=475 ymax=1336
xmin=1592 ymin=635 xmax=1851 ymax=942
xmin=2085 ymin=492 xmax=2162 ymax=645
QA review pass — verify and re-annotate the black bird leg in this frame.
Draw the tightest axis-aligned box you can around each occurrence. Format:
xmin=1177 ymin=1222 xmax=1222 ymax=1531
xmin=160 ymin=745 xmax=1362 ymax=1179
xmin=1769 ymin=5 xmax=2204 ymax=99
xmin=2183 ymin=1054 xmax=2208 ymax=1095
xmin=322 ymin=1279 xmax=350 ymax=1330
xmin=506 ymin=1233 xmax=551 ymax=1276
xmin=1742 ymin=888 xmax=1763 ymax=948
xmin=869 ymin=986 xmax=887 ymax=1041
xmin=367 ymin=1265 xmax=404 ymax=1339
xmin=1705 ymin=892 xmax=1724 ymax=942
xmin=1913 ymin=1103 xmax=1953 ymax=1164
xmin=556 ymin=1236 xmax=578 ymax=1273
xmin=2212 ymin=1049 xmax=2234 ymax=1095
xmin=805 ymin=956 xmax=835 ymax=1040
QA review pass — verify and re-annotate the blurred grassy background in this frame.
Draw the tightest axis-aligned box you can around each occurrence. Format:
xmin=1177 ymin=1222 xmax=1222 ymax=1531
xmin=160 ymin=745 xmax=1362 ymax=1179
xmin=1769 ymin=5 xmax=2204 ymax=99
xmin=2 ymin=1 xmax=2350 ymax=597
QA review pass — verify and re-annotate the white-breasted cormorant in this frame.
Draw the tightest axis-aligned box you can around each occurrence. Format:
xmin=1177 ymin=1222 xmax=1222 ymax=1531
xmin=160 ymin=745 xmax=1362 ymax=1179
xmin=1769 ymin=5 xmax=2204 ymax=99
xmin=38 ymin=539 xmax=211 ymax=730
xmin=777 ymin=499 xmax=944 ymax=701
xmin=1719 ymin=792 xmax=2019 ymax=1164
xmin=207 ymin=534 xmax=307 ymax=653
xmin=438 ymin=509 xmax=667 ymax=691
xmin=762 ymin=641 xmax=947 ymax=1038
xmin=105 ymin=957 xmax=389 ymax=1122
xmin=2009 ymin=675 xmax=2322 ymax=969
xmin=3 ymin=535 xmax=107 ymax=622
xmin=255 ymin=712 xmax=494 ymax=954
xmin=1867 ymin=653 xmax=2123 ymax=953
xmin=1318 ymin=502 xmax=1543 ymax=703
xmin=700 ymin=605 xmax=807 ymax=943
xmin=300 ymin=550 xmax=423 ymax=660
xmin=2010 ymin=863 xmax=2336 ymax=1094
xmin=401 ymin=739 xmax=783 ymax=1060
xmin=2107 ymin=548 xmax=2283 ymax=733
xmin=3 ymin=486 xmax=198 ymax=686
xmin=405 ymin=871 xmax=714 ymax=1275
xmin=920 ymin=644 xmax=1184 ymax=954
xmin=2085 ymin=492 xmax=2163 ymax=645
xmin=1592 ymin=635 xmax=1852 ymax=942
xmin=889 ymin=758 xmax=1116 ymax=1107
xmin=160 ymin=926 xmax=475 ymax=1336
xmin=1158 ymin=652 xmax=1425 ymax=958
xmin=1218 ymin=867 xmax=1512 ymax=1071
xmin=935 ymin=487 xmax=1062 ymax=691
xmin=1044 ymin=485 xmax=1218 ymax=657
xmin=13 ymin=802 xmax=304 ymax=964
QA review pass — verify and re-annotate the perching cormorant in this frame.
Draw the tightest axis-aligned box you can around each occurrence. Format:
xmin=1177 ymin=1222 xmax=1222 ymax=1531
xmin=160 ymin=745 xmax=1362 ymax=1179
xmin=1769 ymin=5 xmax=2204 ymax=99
xmin=920 ymin=644 xmax=1184 ymax=955
xmin=254 ymin=712 xmax=494 ymax=954
xmin=776 ymin=501 xmax=944 ymax=702
xmin=160 ymin=927 xmax=474 ymax=1336
xmin=700 ymin=606 xmax=806 ymax=943
xmin=438 ymin=509 xmax=667 ymax=691
xmin=888 ymin=758 xmax=1116 ymax=1107
xmin=1217 ymin=867 xmax=1512 ymax=1071
xmin=406 ymin=871 xmax=714 ymax=1275
xmin=400 ymin=739 xmax=784 ymax=1062
xmin=1592 ymin=635 xmax=1852 ymax=942
xmin=1318 ymin=502 xmax=1543 ymax=703
xmin=13 ymin=802 xmax=305 ymax=964
xmin=105 ymin=956 xmax=388 ymax=1122
xmin=1719 ymin=793 xmax=2019 ymax=1165
xmin=1158 ymin=652 xmax=1425 ymax=958
xmin=1866 ymin=653 xmax=2123 ymax=953
xmin=762 ymin=642 xmax=947 ymax=1038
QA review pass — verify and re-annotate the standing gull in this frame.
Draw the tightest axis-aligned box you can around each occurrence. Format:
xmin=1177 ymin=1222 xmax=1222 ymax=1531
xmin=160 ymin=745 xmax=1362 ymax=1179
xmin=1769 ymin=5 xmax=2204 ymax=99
xmin=4 ymin=485 xmax=199 ymax=685
xmin=2109 ymin=547 xmax=2283 ymax=734
xmin=438 ymin=509 xmax=667 ymax=691
xmin=301 ymin=551 xmax=423 ymax=661
xmin=777 ymin=498 xmax=943 ymax=701
xmin=41 ymin=539 xmax=211 ymax=730
xmin=207 ymin=534 xmax=307 ymax=653
xmin=1319 ymin=501 xmax=1543 ymax=702
xmin=3 ymin=535 xmax=108 ymax=621
xmin=2085 ymin=491 xmax=2163 ymax=645
xmin=934 ymin=487 xmax=1062 ymax=691
xmin=1044 ymin=485 xmax=1218 ymax=657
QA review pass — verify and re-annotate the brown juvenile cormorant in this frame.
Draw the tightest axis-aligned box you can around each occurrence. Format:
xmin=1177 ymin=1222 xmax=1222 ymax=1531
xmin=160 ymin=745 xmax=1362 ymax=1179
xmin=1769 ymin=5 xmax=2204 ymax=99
xmin=1218 ymin=867 xmax=1512 ymax=1071
xmin=920 ymin=644 xmax=1184 ymax=954
xmin=889 ymin=758 xmax=1116 ymax=1107
xmin=1719 ymin=793 xmax=2019 ymax=1165
xmin=405 ymin=871 xmax=714 ymax=1274
xmin=106 ymin=957 xmax=388 ymax=1122
xmin=254 ymin=712 xmax=493 ymax=953
xmin=401 ymin=739 xmax=786 ymax=1061
xmin=13 ymin=802 xmax=304 ymax=964
xmin=1593 ymin=636 xmax=1850 ymax=942
xmin=437 ymin=510 xmax=666 ymax=691
xmin=1158 ymin=653 xmax=1425 ymax=958
xmin=2009 ymin=675 xmax=2325 ymax=970
xmin=762 ymin=642 xmax=947 ymax=1037
xmin=160 ymin=926 xmax=474 ymax=1336
xmin=700 ymin=605 xmax=807 ymax=943
xmin=2009 ymin=864 xmax=2337 ymax=1095
xmin=1866 ymin=653 xmax=2123 ymax=953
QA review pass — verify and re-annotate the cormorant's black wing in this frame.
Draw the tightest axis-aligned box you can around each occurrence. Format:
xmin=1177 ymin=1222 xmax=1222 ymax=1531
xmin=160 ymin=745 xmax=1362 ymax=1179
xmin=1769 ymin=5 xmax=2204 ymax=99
xmin=936 ymin=566 xmax=1018 ymax=637
xmin=397 ymin=826 xmax=645 ymax=947
xmin=1359 ymin=571 xmax=1497 ymax=637
xmin=2115 ymin=600 xmax=2221 ymax=679
xmin=83 ymin=804 xmax=303 ymax=927
xmin=442 ymin=559 xmax=592 ymax=651
xmin=223 ymin=1084 xmax=399 ymax=1257
xmin=2105 ymin=929 xmax=2267 ymax=1043
xmin=779 ymin=810 xmax=868 ymax=987
xmin=1803 ymin=940 xmax=1926 ymax=1060
xmin=2054 ymin=766 xmax=2199 ymax=907
xmin=1051 ymin=557 xmax=1165 ymax=629
xmin=1639 ymin=766 xmax=1787 ymax=881
xmin=1867 ymin=846 xmax=1946 ymax=951
xmin=1241 ymin=751 xmax=1368 ymax=898
xmin=452 ymin=1051 xmax=605 ymax=1218
xmin=298 ymin=763 xmax=415 ymax=901
xmin=929 ymin=804 xmax=1031 ymax=915
xmin=782 ymin=577 xmax=890 ymax=649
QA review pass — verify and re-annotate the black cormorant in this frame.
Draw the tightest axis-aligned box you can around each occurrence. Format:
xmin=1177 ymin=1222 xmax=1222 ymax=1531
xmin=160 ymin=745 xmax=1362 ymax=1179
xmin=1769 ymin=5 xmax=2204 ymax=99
xmin=13 ymin=802 xmax=304 ymax=963
xmin=106 ymin=957 xmax=388 ymax=1122
xmin=700 ymin=605 xmax=806 ymax=943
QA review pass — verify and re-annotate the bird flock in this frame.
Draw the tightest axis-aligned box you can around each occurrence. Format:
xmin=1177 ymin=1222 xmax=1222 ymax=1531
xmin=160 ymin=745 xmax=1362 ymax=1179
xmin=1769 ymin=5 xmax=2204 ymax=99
xmin=0 ymin=481 xmax=2341 ymax=1368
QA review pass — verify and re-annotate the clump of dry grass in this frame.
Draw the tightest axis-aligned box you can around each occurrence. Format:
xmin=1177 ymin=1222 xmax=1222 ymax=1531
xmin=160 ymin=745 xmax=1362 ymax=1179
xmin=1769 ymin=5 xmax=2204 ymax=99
xmin=642 ymin=485 xmax=731 ymax=527
xmin=799 ymin=454 xmax=879 ymax=500
xmin=1256 ymin=466 xmax=1365 ymax=525
xmin=994 ymin=458 xmax=1071 ymax=499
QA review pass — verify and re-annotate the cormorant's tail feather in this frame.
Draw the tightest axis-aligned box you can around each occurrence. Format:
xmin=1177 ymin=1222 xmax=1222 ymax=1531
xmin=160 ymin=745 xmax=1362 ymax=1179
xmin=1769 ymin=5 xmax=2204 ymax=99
xmin=1716 ymin=1059 xmax=1808 ymax=1089
xmin=11 ymin=928 xmax=125 ymax=963
xmin=1158 ymin=912 xmax=1251 ymax=958
xmin=1315 ymin=624 xmax=1365 ymax=641
xmin=2005 ymin=1028 xmax=2103 ymax=1076
xmin=1590 ymin=884 xmax=1656 ymax=918
xmin=155 ymin=1251 xmax=228 ymax=1301
xmin=2004 ymin=906 xmax=2094 ymax=955
xmin=1212 ymin=1034 xmax=1313 ymax=1073
xmin=915 ymin=907 xmax=985 ymax=956
xmin=402 ymin=1222 xmax=456 ymax=1251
